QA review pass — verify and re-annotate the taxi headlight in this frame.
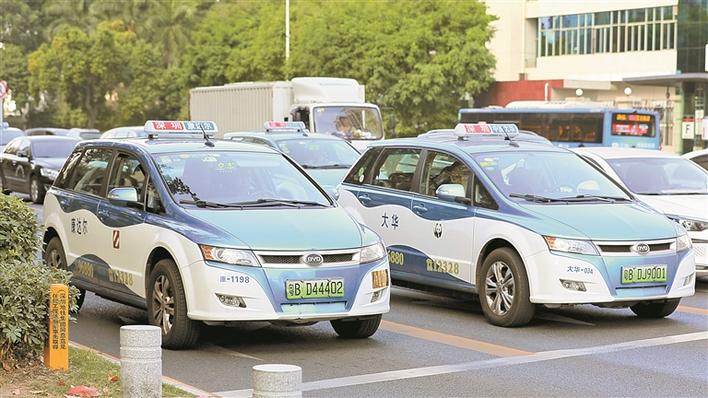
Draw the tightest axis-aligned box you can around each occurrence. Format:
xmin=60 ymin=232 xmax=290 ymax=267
xmin=360 ymin=242 xmax=386 ymax=263
xmin=199 ymin=245 xmax=260 ymax=267
xmin=667 ymin=215 xmax=708 ymax=232
xmin=543 ymin=236 xmax=599 ymax=256
xmin=671 ymin=234 xmax=692 ymax=252
xmin=40 ymin=168 xmax=59 ymax=180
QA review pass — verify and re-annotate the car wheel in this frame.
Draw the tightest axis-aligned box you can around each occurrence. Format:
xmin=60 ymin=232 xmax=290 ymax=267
xmin=30 ymin=176 xmax=45 ymax=204
xmin=630 ymin=299 xmax=680 ymax=318
xmin=331 ymin=314 xmax=382 ymax=338
xmin=478 ymin=247 xmax=535 ymax=327
xmin=147 ymin=258 xmax=200 ymax=349
xmin=0 ymin=173 xmax=10 ymax=194
xmin=44 ymin=236 xmax=85 ymax=311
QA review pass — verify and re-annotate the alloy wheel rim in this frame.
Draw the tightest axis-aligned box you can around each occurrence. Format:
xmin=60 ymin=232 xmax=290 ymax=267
xmin=485 ymin=261 xmax=515 ymax=316
xmin=152 ymin=275 xmax=175 ymax=335
xmin=31 ymin=180 xmax=39 ymax=201
xmin=48 ymin=248 xmax=63 ymax=269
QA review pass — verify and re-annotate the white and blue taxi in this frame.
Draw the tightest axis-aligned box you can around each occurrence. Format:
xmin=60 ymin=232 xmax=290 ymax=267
xmin=224 ymin=122 xmax=361 ymax=190
xmin=42 ymin=121 xmax=390 ymax=348
xmin=337 ymin=123 xmax=695 ymax=327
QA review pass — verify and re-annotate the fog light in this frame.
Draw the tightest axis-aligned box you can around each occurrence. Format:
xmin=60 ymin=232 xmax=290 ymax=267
xmin=216 ymin=294 xmax=246 ymax=308
xmin=371 ymin=290 xmax=384 ymax=303
xmin=372 ymin=269 xmax=389 ymax=289
xmin=683 ymin=273 xmax=695 ymax=287
xmin=560 ymin=279 xmax=586 ymax=292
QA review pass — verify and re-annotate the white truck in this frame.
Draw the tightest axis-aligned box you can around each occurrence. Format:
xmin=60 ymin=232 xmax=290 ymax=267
xmin=189 ymin=77 xmax=384 ymax=150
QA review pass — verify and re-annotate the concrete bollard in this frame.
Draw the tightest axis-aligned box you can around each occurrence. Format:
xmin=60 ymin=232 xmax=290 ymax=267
xmin=120 ymin=325 xmax=162 ymax=398
xmin=252 ymin=364 xmax=302 ymax=398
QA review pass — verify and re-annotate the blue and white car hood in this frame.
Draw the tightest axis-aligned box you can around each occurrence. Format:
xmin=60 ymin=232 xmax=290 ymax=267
xmin=636 ymin=194 xmax=708 ymax=221
xmin=185 ymin=207 xmax=366 ymax=251
xmin=520 ymin=202 xmax=678 ymax=241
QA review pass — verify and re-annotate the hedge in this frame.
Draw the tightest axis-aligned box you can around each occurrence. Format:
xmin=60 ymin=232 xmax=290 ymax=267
xmin=0 ymin=194 xmax=79 ymax=368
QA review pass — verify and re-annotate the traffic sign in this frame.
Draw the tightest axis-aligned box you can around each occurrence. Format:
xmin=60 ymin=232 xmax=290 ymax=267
xmin=0 ymin=80 xmax=8 ymax=99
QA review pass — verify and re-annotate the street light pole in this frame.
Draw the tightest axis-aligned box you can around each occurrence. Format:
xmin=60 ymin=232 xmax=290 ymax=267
xmin=285 ymin=0 xmax=290 ymax=60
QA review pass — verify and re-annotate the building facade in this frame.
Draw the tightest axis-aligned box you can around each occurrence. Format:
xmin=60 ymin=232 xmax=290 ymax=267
xmin=480 ymin=0 xmax=708 ymax=153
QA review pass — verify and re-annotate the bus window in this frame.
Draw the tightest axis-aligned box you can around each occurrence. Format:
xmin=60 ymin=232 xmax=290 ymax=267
xmin=546 ymin=113 xmax=603 ymax=143
xmin=611 ymin=113 xmax=655 ymax=137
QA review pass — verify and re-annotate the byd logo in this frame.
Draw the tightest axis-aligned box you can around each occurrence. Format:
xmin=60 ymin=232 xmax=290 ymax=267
xmin=303 ymin=253 xmax=324 ymax=265
xmin=631 ymin=243 xmax=650 ymax=255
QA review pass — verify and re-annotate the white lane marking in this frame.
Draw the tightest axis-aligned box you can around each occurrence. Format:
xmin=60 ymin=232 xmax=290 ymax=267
xmin=215 ymin=331 xmax=708 ymax=397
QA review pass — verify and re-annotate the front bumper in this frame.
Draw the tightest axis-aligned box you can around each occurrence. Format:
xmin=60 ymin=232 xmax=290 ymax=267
xmin=688 ymin=229 xmax=707 ymax=277
xmin=182 ymin=258 xmax=390 ymax=322
xmin=525 ymin=248 xmax=695 ymax=305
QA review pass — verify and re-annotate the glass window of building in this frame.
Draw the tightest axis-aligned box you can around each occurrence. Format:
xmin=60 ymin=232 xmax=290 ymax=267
xmin=537 ymin=5 xmax=677 ymax=57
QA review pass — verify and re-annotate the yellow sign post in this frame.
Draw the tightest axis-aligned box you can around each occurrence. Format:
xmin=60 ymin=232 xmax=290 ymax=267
xmin=44 ymin=284 xmax=69 ymax=370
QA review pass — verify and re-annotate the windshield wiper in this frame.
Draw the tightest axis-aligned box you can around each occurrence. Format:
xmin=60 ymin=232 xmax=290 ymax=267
xmin=228 ymin=198 xmax=329 ymax=208
xmin=557 ymin=195 xmax=630 ymax=203
xmin=179 ymin=199 xmax=236 ymax=209
xmin=509 ymin=193 xmax=559 ymax=203
xmin=300 ymin=164 xmax=351 ymax=169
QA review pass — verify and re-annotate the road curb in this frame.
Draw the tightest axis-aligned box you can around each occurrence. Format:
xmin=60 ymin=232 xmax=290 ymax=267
xmin=69 ymin=341 xmax=216 ymax=397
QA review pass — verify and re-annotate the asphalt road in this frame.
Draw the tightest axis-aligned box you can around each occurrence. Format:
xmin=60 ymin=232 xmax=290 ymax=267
xmin=23 ymin=198 xmax=708 ymax=397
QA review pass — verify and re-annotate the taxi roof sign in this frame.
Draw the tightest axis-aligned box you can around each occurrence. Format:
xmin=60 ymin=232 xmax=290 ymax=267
xmin=144 ymin=120 xmax=218 ymax=138
xmin=454 ymin=123 xmax=519 ymax=137
xmin=264 ymin=121 xmax=308 ymax=133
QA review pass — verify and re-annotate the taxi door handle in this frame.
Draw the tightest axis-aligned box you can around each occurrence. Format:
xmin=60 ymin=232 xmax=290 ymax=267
xmin=97 ymin=208 xmax=110 ymax=217
xmin=412 ymin=204 xmax=428 ymax=214
xmin=358 ymin=194 xmax=371 ymax=204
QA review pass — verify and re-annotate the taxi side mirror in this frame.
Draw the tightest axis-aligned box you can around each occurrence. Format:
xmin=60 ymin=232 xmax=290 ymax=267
xmin=436 ymin=184 xmax=471 ymax=205
xmin=108 ymin=187 xmax=139 ymax=207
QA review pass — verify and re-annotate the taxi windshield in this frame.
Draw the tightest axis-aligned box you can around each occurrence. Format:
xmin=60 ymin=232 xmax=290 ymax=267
xmin=276 ymin=138 xmax=360 ymax=168
xmin=313 ymin=106 xmax=383 ymax=140
xmin=473 ymin=151 xmax=631 ymax=203
xmin=154 ymin=151 xmax=331 ymax=207
xmin=606 ymin=157 xmax=708 ymax=195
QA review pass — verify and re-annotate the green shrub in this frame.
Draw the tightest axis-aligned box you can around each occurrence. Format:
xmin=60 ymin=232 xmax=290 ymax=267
xmin=0 ymin=194 xmax=79 ymax=367
xmin=0 ymin=194 xmax=40 ymax=264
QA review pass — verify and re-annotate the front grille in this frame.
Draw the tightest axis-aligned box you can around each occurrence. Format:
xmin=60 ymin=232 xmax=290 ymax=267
xmin=322 ymin=253 xmax=355 ymax=263
xmin=598 ymin=245 xmax=630 ymax=253
xmin=260 ymin=255 xmax=301 ymax=264
xmin=258 ymin=251 xmax=357 ymax=265
xmin=596 ymin=239 xmax=674 ymax=255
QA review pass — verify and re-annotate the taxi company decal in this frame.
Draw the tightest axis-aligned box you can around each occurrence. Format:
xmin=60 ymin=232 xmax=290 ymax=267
xmin=112 ymin=230 xmax=120 ymax=249
xmin=434 ymin=222 xmax=443 ymax=238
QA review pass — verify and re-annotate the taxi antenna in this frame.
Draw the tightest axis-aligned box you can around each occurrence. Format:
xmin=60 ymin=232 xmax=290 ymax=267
xmin=200 ymin=125 xmax=215 ymax=147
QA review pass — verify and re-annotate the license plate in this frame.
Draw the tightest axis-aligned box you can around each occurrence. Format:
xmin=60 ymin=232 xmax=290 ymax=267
xmin=621 ymin=265 xmax=668 ymax=284
xmin=286 ymin=279 xmax=345 ymax=299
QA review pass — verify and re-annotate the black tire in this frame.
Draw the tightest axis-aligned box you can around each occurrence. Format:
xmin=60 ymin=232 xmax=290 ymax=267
xmin=331 ymin=314 xmax=382 ymax=338
xmin=478 ymin=247 xmax=535 ymax=327
xmin=630 ymin=299 xmax=680 ymax=318
xmin=0 ymin=173 xmax=10 ymax=194
xmin=44 ymin=236 xmax=85 ymax=311
xmin=30 ymin=176 xmax=45 ymax=204
xmin=147 ymin=258 xmax=200 ymax=349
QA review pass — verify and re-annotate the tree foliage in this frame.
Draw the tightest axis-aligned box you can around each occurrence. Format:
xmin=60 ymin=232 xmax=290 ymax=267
xmin=7 ymin=0 xmax=495 ymax=135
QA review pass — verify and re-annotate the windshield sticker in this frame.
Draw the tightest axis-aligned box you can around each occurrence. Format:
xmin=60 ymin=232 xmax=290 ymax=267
xmin=202 ymin=155 xmax=217 ymax=162
xmin=478 ymin=158 xmax=498 ymax=168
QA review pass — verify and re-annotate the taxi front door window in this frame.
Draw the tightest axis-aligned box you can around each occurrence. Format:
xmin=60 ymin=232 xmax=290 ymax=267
xmin=108 ymin=154 xmax=147 ymax=204
xmin=419 ymin=151 xmax=471 ymax=197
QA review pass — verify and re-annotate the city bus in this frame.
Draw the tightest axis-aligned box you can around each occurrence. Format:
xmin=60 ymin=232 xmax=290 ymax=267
xmin=458 ymin=103 xmax=661 ymax=149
